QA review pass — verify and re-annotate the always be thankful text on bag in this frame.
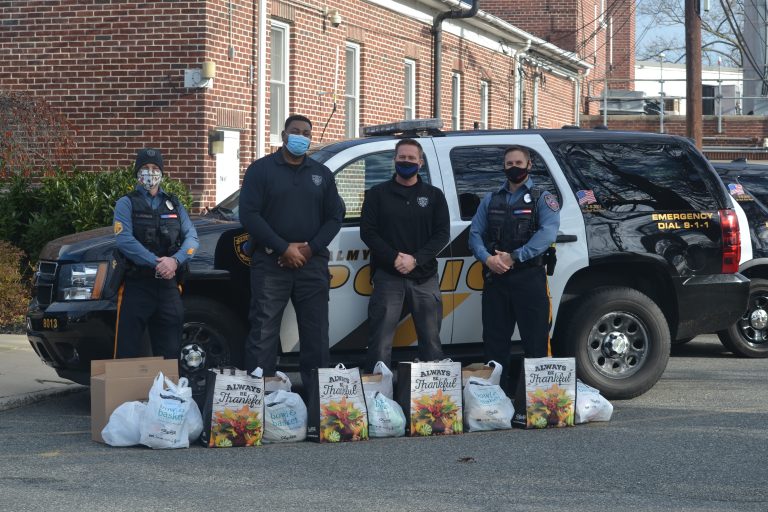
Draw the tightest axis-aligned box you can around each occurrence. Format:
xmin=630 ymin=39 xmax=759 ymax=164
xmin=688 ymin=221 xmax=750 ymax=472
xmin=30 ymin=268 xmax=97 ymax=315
xmin=201 ymin=368 xmax=265 ymax=447
xmin=512 ymin=357 xmax=576 ymax=429
xmin=397 ymin=360 xmax=463 ymax=437
xmin=307 ymin=364 xmax=369 ymax=443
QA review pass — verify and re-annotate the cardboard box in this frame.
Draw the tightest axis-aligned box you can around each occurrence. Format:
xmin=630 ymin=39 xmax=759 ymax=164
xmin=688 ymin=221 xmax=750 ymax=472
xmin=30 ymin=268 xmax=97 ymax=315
xmin=90 ymin=357 xmax=179 ymax=443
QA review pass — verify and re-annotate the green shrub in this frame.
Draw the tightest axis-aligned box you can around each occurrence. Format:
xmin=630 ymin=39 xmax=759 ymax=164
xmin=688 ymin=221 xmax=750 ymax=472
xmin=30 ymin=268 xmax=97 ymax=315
xmin=0 ymin=167 xmax=194 ymax=261
xmin=0 ymin=241 xmax=28 ymax=330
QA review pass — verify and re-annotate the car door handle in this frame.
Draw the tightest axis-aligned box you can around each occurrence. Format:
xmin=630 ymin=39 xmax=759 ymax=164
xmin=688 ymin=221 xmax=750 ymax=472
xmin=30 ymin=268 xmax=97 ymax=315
xmin=556 ymin=233 xmax=578 ymax=243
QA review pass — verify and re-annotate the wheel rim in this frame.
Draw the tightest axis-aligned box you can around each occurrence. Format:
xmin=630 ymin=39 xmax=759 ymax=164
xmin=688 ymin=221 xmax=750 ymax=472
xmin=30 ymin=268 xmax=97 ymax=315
xmin=181 ymin=321 xmax=231 ymax=368
xmin=586 ymin=311 xmax=650 ymax=379
xmin=736 ymin=290 xmax=768 ymax=347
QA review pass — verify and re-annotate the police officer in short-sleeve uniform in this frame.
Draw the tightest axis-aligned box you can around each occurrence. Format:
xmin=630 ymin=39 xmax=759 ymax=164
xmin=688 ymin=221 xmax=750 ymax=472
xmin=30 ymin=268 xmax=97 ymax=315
xmin=113 ymin=148 xmax=199 ymax=360
xmin=468 ymin=145 xmax=560 ymax=395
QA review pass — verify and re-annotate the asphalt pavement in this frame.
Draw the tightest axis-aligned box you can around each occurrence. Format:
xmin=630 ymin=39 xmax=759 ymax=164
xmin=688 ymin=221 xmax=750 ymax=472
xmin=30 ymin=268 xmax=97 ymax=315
xmin=0 ymin=334 xmax=85 ymax=411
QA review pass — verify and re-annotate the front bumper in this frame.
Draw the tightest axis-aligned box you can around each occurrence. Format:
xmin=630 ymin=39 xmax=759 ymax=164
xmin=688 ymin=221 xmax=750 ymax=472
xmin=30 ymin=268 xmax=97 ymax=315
xmin=26 ymin=299 xmax=118 ymax=385
xmin=675 ymin=273 xmax=750 ymax=339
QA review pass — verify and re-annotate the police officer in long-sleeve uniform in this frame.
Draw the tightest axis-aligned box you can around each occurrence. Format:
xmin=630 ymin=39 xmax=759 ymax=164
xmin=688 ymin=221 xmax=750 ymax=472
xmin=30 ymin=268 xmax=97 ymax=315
xmin=469 ymin=145 xmax=560 ymax=395
xmin=113 ymin=148 xmax=199 ymax=359
xmin=239 ymin=115 xmax=345 ymax=392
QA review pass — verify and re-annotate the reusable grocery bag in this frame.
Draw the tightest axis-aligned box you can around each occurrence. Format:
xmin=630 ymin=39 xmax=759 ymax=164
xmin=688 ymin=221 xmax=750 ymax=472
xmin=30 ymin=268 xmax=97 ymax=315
xmin=575 ymin=380 xmax=613 ymax=424
xmin=461 ymin=360 xmax=502 ymax=386
xmin=512 ymin=357 xmax=576 ymax=429
xmin=463 ymin=377 xmax=514 ymax=432
xmin=139 ymin=372 xmax=192 ymax=449
xmin=200 ymin=368 xmax=265 ymax=447
xmin=396 ymin=360 xmax=463 ymax=436
xmin=263 ymin=390 xmax=308 ymax=443
xmin=265 ymin=371 xmax=293 ymax=393
xmin=307 ymin=364 xmax=369 ymax=443
xmin=361 ymin=361 xmax=394 ymax=399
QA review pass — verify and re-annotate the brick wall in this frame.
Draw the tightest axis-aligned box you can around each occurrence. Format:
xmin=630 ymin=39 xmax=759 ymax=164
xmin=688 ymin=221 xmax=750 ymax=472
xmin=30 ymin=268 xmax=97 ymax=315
xmin=1 ymin=0 xmax=584 ymax=209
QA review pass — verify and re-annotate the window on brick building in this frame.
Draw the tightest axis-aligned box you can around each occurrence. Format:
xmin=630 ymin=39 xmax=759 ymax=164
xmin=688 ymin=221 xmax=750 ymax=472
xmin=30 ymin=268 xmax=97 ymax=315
xmin=345 ymin=43 xmax=360 ymax=138
xmin=479 ymin=80 xmax=490 ymax=130
xmin=451 ymin=72 xmax=461 ymax=130
xmin=404 ymin=59 xmax=416 ymax=120
xmin=269 ymin=20 xmax=290 ymax=146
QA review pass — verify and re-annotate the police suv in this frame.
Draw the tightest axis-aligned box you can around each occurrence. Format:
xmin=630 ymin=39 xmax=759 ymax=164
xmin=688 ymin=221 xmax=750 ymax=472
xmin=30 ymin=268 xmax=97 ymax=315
xmin=26 ymin=120 xmax=750 ymax=399
xmin=709 ymin=159 xmax=768 ymax=358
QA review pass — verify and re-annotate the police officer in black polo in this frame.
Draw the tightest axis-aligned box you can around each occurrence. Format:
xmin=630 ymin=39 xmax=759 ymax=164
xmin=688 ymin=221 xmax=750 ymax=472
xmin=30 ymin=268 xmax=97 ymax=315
xmin=239 ymin=115 xmax=345 ymax=392
xmin=468 ymin=145 xmax=560 ymax=395
xmin=113 ymin=148 xmax=199 ymax=359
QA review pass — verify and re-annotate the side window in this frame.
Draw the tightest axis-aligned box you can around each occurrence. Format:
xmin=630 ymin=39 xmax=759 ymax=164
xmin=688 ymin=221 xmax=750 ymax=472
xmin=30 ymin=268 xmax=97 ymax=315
xmin=334 ymin=150 xmax=430 ymax=223
xmin=450 ymin=145 xmax=559 ymax=220
xmin=555 ymin=143 xmax=720 ymax=211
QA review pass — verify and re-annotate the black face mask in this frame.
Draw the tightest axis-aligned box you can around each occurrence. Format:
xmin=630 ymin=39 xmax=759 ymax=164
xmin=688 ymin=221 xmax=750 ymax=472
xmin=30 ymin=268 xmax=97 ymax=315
xmin=504 ymin=165 xmax=528 ymax=184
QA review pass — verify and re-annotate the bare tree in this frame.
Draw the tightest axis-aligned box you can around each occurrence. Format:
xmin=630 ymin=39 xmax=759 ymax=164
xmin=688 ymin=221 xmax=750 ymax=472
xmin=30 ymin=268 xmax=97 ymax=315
xmin=636 ymin=0 xmax=743 ymax=66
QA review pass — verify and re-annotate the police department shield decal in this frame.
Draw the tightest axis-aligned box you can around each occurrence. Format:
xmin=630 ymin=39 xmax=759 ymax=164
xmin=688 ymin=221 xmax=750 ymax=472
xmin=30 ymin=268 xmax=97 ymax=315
xmin=417 ymin=196 xmax=428 ymax=207
xmin=545 ymin=194 xmax=560 ymax=212
xmin=312 ymin=175 xmax=323 ymax=186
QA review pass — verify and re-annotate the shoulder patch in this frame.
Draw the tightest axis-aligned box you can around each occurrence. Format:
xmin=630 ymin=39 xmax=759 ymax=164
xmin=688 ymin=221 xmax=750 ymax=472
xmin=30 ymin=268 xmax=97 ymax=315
xmin=544 ymin=194 xmax=560 ymax=212
xmin=113 ymin=221 xmax=123 ymax=235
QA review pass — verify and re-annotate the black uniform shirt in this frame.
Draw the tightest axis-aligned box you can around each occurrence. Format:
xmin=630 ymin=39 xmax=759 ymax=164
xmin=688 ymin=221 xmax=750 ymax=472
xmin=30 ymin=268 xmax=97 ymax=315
xmin=239 ymin=149 xmax=345 ymax=258
xmin=360 ymin=175 xmax=450 ymax=280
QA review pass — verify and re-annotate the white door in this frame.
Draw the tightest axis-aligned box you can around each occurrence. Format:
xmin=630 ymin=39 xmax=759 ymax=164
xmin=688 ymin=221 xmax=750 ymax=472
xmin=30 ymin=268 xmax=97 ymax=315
xmin=215 ymin=129 xmax=240 ymax=204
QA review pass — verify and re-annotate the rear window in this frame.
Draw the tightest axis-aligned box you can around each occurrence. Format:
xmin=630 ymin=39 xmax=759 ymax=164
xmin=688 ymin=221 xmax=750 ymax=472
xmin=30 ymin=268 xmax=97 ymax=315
xmin=554 ymin=142 xmax=721 ymax=211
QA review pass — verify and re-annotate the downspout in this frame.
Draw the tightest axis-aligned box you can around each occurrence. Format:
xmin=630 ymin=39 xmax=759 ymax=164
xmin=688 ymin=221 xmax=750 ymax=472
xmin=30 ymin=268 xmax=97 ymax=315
xmin=513 ymin=40 xmax=531 ymax=129
xmin=257 ymin=0 xmax=267 ymax=158
xmin=432 ymin=0 xmax=479 ymax=118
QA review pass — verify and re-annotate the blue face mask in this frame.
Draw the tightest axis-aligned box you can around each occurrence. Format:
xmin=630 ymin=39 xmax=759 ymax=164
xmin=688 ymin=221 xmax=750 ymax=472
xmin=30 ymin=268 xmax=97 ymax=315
xmin=395 ymin=161 xmax=419 ymax=179
xmin=285 ymin=134 xmax=310 ymax=156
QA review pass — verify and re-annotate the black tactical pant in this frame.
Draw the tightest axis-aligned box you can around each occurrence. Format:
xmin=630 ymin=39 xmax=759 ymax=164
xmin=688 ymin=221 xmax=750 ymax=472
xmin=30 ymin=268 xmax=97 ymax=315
xmin=245 ymin=251 xmax=331 ymax=393
xmin=366 ymin=270 xmax=444 ymax=372
xmin=481 ymin=265 xmax=551 ymax=396
xmin=114 ymin=276 xmax=184 ymax=359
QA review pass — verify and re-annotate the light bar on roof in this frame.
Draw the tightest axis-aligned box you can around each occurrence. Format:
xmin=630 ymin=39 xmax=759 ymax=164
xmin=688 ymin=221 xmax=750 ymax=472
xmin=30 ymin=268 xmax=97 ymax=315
xmin=362 ymin=118 xmax=444 ymax=137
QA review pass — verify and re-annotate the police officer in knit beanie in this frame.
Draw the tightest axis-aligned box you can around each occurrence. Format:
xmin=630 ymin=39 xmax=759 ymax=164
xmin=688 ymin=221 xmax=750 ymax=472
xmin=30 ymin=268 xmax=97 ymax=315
xmin=135 ymin=148 xmax=164 ymax=175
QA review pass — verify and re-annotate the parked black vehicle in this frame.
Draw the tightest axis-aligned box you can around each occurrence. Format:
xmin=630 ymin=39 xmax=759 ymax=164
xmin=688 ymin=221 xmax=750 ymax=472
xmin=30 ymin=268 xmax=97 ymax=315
xmin=26 ymin=121 xmax=751 ymax=398
xmin=710 ymin=159 xmax=768 ymax=357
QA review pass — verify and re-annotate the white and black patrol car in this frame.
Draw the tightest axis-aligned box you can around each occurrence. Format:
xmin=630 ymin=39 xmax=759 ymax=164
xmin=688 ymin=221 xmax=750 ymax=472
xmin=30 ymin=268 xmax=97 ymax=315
xmin=708 ymin=159 xmax=768 ymax=358
xmin=26 ymin=119 xmax=750 ymax=399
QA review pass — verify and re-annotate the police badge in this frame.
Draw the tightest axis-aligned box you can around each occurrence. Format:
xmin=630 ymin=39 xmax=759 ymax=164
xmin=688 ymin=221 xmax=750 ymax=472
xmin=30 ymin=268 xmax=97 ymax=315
xmin=166 ymin=199 xmax=175 ymax=210
xmin=524 ymin=193 xmax=532 ymax=203
xmin=312 ymin=175 xmax=323 ymax=186
xmin=417 ymin=196 xmax=428 ymax=207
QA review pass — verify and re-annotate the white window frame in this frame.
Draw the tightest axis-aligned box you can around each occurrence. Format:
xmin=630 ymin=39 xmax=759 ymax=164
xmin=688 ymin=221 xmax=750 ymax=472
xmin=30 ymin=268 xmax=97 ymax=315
xmin=451 ymin=72 xmax=461 ymax=130
xmin=269 ymin=20 xmax=290 ymax=146
xmin=479 ymin=80 xmax=489 ymax=130
xmin=345 ymin=42 xmax=360 ymax=138
xmin=404 ymin=59 xmax=416 ymax=120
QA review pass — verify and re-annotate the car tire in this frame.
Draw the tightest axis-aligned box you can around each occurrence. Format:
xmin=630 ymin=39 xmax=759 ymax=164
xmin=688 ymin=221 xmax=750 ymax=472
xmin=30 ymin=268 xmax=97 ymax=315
xmin=717 ymin=278 xmax=768 ymax=358
xmin=564 ymin=287 xmax=671 ymax=399
xmin=182 ymin=296 xmax=246 ymax=369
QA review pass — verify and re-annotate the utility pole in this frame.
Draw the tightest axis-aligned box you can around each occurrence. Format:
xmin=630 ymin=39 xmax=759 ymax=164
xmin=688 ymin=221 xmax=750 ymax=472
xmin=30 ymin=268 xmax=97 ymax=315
xmin=685 ymin=0 xmax=703 ymax=148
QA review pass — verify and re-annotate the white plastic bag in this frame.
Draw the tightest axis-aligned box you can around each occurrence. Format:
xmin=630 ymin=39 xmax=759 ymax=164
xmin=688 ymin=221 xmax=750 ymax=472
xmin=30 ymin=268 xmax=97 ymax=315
xmin=463 ymin=376 xmax=514 ymax=432
xmin=185 ymin=398 xmax=203 ymax=442
xmin=575 ymin=380 xmax=614 ymax=424
xmin=461 ymin=360 xmax=503 ymax=386
xmin=101 ymin=401 xmax=146 ymax=447
xmin=263 ymin=390 xmax=308 ymax=443
xmin=140 ymin=372 xmax=192 ymax=449
xmin=265 ymin=371 xmax=293 ymax=393
xmin=365 ymin=391 xmax=406 ymax=438
xmin=362 ymin=361 xmax=394 ymax=399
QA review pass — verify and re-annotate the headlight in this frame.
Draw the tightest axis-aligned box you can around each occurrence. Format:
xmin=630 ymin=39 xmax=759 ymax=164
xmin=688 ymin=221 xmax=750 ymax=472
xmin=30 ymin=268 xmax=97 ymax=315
xmin=58 ymin=262 xmax=108 ymax=300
